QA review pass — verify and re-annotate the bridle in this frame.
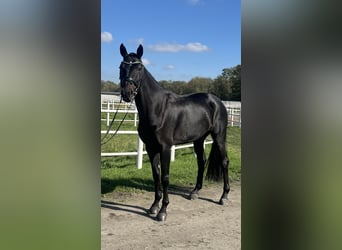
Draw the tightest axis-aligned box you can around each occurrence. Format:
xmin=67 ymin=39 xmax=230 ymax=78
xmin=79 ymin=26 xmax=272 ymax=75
xmin=120 ymin=60 xmax=144 ymax=97
xmin=121 ymin=60 xmax=142 ymax=66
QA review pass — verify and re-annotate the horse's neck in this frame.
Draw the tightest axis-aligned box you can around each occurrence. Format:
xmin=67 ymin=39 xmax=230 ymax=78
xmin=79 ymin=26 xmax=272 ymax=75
xmin=135 ymin=70 xmax=167 ymax=122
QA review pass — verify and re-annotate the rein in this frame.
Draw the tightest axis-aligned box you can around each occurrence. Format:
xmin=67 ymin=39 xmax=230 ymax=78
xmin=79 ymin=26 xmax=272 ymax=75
xmin=100 ymin=97 xmax=135 ymax=146
xmin=101 ymin=58 xmax=142 ymax=145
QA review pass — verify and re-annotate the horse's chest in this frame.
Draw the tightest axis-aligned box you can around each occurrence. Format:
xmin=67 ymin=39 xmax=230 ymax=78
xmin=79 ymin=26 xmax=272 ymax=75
xmin=138 ymin=124 xmax=157 ymax=144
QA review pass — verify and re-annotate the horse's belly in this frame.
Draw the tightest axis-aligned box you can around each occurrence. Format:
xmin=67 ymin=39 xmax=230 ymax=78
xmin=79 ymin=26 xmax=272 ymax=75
xmin=173 ymin=135 xmax=200 ymax=145
xmin=172 ymin=121 xmax=209 ymax=144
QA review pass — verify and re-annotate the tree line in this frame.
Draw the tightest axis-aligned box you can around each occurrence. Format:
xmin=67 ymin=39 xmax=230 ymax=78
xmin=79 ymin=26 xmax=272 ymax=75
xmin=101 ymin=64 xmax=240 ymax=101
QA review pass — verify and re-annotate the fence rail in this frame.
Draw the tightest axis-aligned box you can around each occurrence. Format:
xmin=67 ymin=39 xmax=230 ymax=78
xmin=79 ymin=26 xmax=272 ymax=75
xmin=101 ymin=100 xmax=241 ymax=169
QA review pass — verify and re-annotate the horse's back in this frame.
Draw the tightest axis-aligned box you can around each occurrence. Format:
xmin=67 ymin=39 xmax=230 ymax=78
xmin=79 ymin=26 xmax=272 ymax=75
xmin=158 ymin=92 xmax=226 ymax=144
xmin=179 ymin=93 xmax=227 ymax=120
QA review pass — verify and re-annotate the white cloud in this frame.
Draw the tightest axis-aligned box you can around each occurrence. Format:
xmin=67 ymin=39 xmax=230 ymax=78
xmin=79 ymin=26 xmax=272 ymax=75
xmin=149 ymin=43 xmax=182 ymax=52
xmin=101 ymin=32 xmax=113 ymax=43
xmin=147 ymin=42 xmax=209 ymax=53
xmin=164 ymin=64 xmax=175 ymax=70
xmin=185 ymin=42 xmax=209 ymax=52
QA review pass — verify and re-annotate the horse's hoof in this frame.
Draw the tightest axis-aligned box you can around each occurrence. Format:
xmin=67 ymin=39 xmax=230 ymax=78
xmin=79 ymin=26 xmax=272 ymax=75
xmin=219 ymin=198 xmax=228 ymax=205
xmin=157 ymin=212 xmax=167 ymax=221
xmin=189 ymin=193 xmax=198 ymax=200
xmin=149 ymin=206 xmax=159 ymax=215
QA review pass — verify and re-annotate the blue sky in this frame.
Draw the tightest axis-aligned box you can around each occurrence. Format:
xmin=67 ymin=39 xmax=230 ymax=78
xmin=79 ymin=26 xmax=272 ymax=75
xmin=101 ymin=0 xmax=240 ymax=83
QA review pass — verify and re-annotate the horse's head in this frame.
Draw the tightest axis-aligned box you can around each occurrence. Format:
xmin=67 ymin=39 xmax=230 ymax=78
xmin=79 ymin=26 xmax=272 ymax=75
xmin=119 ymin=43 xmax=144 ymax=102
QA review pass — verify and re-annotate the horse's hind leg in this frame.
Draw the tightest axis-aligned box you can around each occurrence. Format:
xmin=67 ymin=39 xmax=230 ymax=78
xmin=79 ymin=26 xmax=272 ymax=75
xmin=220 ymin=154 xmax=230 ymax=205
xmin=190 ymin=139 xmax=206 ymax=200
xmin=216 ymin=136 xmax=230 ymax=205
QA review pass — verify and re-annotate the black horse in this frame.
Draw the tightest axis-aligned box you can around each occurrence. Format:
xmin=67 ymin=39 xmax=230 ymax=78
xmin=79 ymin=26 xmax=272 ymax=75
xmin=119 ymin=44 xmax=230 ymax=221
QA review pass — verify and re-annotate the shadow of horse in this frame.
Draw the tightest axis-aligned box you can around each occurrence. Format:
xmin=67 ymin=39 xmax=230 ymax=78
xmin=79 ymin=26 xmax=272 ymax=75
xmin=101 ymin=177 xmax=155 ymax=194
xmin=102 ymin=177 xmax=220 ymax=203
xmin=101 ymin=200 xmax=152 ymax=219
xmin=101 ymin=178 xmax=220 ymax=221
xmin=169 ymin=187 xmax=220 ymax=204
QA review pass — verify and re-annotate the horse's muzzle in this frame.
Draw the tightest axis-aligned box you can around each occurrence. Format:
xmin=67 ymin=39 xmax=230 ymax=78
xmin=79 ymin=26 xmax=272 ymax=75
xmin=121 ymin=81 xmax=137 ymax=102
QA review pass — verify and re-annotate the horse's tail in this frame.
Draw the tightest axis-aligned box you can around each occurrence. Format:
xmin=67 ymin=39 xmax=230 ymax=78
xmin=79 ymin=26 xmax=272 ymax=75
xmin=206 ymin=140 xmax=224 ymax=182
xmin=205 ymin=94 xmax=228 ymax=182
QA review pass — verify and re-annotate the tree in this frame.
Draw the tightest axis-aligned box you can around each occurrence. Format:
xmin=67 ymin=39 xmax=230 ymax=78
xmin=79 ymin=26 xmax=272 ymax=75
xmin=210 ymin=65 xmax=241 ymax=101
xmin=159 ymin=80 xmax=187 ymax=94
xmin=225 ymin=65 xmax=241 ymax=101
xmin=186 ymin=77 xmax=213 ymax=94
xmin=101 ymin=80 xmax=120 ymax=92
xmin=210 ymin=75 xmax=231 ymax=100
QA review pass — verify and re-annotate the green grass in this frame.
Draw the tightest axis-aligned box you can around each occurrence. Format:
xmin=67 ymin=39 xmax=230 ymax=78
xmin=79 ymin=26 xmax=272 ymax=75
xmin=101 ymin=118 xmax=241 ymax=194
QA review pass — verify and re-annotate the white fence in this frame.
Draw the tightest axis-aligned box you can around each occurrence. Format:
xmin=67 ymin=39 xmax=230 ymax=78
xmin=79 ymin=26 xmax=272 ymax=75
xmin=101 ymin=100 xmax=241 ymax=169
xmin=101 ymin=100 xmax=241 ymax=128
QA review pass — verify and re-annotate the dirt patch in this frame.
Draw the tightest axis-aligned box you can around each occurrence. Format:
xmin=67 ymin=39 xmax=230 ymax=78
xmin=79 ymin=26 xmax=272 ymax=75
xmin=101 ymin=183 xmax=240 ymax=249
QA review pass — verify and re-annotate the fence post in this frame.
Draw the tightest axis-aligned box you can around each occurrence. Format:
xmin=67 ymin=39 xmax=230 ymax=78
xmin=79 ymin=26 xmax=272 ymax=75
xmin=231 ymin=108 xmax=234 ymax=127
xmin=106 ymin=102 xmax=110 ymax=126
xmin=134 ymin=109 xmax=138 ymax=127
xmin=137 ymin=136 xmax=143 ymax=169
xmin=239 ymin=108 xmax=241 ymax=128
xmin=171 ymin=145 xmax=175 ymax=161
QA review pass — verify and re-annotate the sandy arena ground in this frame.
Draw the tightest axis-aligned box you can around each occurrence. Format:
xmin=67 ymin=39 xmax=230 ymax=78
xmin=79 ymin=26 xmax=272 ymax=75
xmin=101 ymin=183 xmax=241 ymax=249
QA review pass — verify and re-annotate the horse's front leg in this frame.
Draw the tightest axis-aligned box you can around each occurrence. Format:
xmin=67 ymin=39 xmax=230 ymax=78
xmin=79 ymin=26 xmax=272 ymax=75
xmin=146 ymin=145 xmax=162 ymax=215
xmin=157 ymin=146 xmax=171 ymax=221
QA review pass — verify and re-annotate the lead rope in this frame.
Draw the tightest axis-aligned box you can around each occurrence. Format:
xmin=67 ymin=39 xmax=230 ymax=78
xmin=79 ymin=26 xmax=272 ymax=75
xmin=101 ymin=97 xmax=135 ymax=146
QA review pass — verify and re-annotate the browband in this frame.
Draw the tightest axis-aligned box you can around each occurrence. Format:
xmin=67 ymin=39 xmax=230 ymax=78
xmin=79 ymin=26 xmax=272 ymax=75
xmin=121 ymin=61 xmax=142 ymax=65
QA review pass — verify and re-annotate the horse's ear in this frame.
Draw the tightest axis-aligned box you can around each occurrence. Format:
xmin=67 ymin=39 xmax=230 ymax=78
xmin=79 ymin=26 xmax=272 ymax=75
xmin=136 ymin=44 xmax=143 ymax=59
xmin=120 ymin=43 xmax=128 ymax=57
